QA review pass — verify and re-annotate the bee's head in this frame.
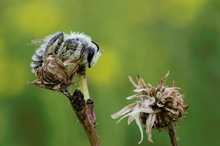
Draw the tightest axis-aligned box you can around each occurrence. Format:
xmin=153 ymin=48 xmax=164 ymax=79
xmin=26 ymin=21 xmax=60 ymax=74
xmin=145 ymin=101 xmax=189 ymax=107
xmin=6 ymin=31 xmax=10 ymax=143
xmin=87 ymin=41 xmax=102 ymax=68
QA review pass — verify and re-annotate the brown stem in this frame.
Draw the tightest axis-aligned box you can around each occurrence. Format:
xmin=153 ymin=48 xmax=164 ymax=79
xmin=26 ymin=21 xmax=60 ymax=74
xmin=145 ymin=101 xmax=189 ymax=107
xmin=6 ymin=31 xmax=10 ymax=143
xmin=61 ymin=89 xmax=100 ymax=146
xmin=168 ymin=124 xmax=178 ymax=146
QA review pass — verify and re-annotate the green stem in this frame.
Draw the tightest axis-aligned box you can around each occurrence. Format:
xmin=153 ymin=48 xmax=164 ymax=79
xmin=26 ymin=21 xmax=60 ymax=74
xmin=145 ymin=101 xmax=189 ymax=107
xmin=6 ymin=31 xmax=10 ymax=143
xmin=78 ymin=74 xmax=90 ymax=100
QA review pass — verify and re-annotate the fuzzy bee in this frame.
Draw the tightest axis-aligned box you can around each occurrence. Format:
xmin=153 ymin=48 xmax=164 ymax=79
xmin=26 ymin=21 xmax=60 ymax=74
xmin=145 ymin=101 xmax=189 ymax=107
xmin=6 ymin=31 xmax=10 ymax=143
xmin=31 ymin=32 xmax=102 ymax=74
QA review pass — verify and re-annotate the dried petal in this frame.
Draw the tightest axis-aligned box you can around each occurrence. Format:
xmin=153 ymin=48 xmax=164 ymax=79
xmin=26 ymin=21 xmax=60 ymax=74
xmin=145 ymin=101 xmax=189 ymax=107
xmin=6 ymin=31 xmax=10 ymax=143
xmin=111 ymin=103 xmax=136 ymax=119
xmin=136 ymin=75 xmax=147 ymax=88
xmin=135 ymin=115 xmax=144 ymax=144
xmin=156 ymin=71 xmax=169 ymax=90
xmin=126 ymin=95 xmax=137 ymax=100
xmin=134 ymin=88 xmax=149 ymax=93
xmin=146 ymin=114 xmax=156 ymax=143
xmin=127 ymin=107 xmax=154 ymax=124
xmin=128 ymin=76 xmax=139 ymax=89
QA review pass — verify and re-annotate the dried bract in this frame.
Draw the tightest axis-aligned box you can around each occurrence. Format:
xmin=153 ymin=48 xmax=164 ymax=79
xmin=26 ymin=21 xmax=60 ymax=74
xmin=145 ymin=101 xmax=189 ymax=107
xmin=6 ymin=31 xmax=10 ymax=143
xmin=29 ymin=55 xmax=74 ymax=91
xmin=111 ymin=71 xmax=188 ymax=144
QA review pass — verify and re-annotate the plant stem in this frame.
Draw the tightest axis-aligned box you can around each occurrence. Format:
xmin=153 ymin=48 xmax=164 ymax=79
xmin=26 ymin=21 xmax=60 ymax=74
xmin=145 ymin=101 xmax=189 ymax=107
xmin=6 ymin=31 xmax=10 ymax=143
xmin=168 ymin=124 xmax=178 ymax=146
xmin=78 ymin=74 xmax=90 ymax=100
xmin=61 ymin=89 xmax=100 ymax=146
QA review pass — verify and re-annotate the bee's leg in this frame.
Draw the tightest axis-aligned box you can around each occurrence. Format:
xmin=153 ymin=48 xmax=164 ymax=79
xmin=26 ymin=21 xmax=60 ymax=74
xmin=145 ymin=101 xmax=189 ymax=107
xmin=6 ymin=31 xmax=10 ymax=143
xmin=57 ymin=39 xmax=75 ymax=59
xmin=43 ymin=32 xmax=64 ymax=59
xmin=63 ymin=59 xmax=78 ymax=73
xmin=63 ymin=59 xmax=81 ymax=79
xmin=53 ymin=32 xmax=64 ymax=55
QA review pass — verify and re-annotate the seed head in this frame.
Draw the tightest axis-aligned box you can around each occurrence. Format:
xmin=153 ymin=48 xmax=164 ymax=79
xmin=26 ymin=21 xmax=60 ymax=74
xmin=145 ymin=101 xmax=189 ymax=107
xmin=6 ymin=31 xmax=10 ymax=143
xmin=111 ymin=71 xmax=188 ymax=144
xmin=29 ymin=55 xmax=74 ymax=91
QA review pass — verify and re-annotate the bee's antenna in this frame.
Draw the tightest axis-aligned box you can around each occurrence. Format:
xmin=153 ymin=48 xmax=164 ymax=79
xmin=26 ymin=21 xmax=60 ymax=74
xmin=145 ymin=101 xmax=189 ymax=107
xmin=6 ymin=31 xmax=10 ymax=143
xmin=92 ymin=41 xmax=99 ymax=51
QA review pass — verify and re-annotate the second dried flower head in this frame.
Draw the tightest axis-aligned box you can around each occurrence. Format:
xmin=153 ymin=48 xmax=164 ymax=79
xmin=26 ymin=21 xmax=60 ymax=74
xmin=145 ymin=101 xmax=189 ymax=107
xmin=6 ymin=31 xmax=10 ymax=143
xmin=111 ymin=72 xmax=188 ymax=144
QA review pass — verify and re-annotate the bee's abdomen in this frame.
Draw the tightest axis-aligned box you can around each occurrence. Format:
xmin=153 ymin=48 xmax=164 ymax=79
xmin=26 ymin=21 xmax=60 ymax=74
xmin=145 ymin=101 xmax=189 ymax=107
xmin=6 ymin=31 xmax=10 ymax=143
xmin=31 ymin=47 xmax=45 ymax=73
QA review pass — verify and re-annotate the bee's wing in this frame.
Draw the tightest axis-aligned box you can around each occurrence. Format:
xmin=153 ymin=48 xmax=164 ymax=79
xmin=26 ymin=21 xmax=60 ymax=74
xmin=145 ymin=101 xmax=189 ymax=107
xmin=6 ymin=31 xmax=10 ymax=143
xmin=27 ymin=39 xmax=46 ymax=46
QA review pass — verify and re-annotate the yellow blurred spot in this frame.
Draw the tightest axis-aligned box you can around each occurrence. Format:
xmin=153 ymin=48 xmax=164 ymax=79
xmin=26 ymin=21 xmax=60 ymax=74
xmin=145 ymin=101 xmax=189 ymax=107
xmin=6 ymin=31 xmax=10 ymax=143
xmin=129 ymin=0 xmax=207 ymax=27
xmin=6 ymin=1 xmax=61 ymax=35
xmin=162 ymin=0 xmax=207 ymax=27
xmin=87 ymin=45 xmax=121 ymax=84
xmin=0 ymin=60 xmax=29 ymax=97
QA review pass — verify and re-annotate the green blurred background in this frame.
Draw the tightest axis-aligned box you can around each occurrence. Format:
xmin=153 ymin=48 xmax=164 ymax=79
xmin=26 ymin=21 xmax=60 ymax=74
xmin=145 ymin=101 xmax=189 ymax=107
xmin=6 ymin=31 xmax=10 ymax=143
xmin=0 ymin=0 xmax=219 ymax=146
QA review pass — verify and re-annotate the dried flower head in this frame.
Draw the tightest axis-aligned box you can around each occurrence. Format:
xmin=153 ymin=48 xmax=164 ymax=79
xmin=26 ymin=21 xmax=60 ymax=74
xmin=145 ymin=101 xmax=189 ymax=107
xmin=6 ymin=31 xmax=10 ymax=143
xmin=111 ymin=71 xmax=188 ymax=144
xmin=29 ymin=31 xmax=103 ymax=92
xmin=29 ymin=55 xmax=74 ymax=91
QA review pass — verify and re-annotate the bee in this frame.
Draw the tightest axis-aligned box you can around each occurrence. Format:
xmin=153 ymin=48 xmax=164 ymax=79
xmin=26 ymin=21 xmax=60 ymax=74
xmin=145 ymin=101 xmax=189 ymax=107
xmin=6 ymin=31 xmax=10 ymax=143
xmin=31 ymin=32 xmax=102 ymax=74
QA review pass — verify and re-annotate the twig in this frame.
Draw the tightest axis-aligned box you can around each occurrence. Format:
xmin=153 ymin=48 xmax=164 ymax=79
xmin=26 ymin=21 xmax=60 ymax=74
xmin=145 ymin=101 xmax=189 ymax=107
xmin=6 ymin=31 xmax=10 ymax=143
xmin=168 ymin=124 xmax=178 ymax=146
xmin=61 ymin=89 xmax=100 ymax=146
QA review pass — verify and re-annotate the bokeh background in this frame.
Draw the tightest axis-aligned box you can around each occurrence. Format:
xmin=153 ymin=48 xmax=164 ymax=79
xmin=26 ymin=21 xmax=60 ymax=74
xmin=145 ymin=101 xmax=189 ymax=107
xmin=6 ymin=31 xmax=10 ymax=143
xmin=0 ymin=0 xmax=219 ymax=146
